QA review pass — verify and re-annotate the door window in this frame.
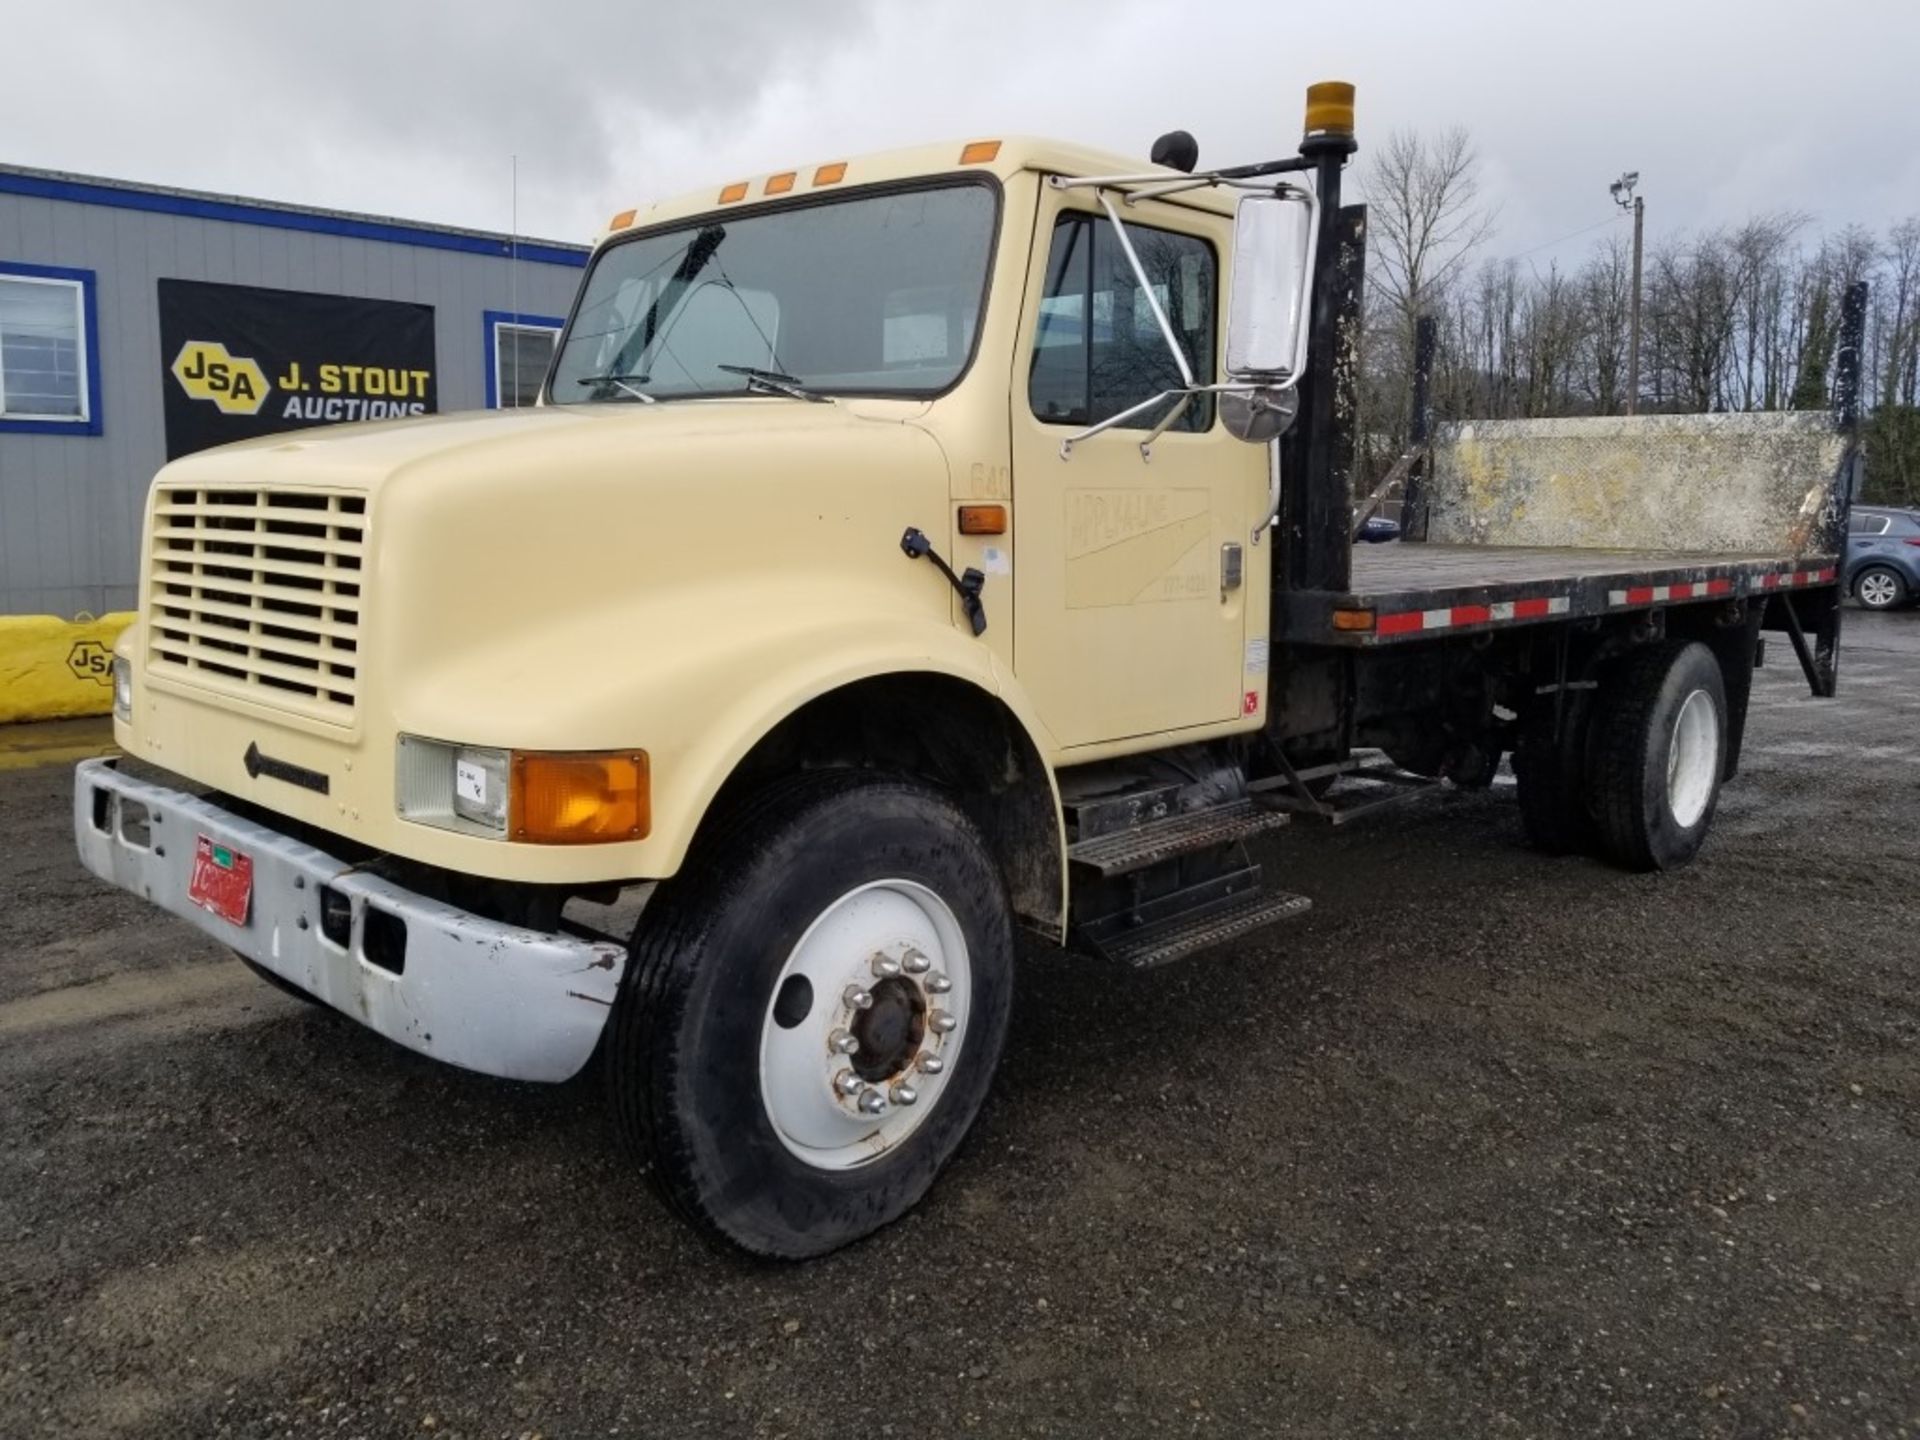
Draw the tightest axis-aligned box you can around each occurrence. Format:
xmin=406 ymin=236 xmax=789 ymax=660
xmin=1028 ymin=213 xmax=1216 ymax=432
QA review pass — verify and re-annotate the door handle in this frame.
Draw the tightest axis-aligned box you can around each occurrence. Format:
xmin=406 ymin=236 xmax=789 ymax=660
xmin=1221 ymin=542 xmax=1244 ymax=600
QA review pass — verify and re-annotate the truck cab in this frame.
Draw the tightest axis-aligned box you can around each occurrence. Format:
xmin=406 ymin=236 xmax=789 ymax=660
xmin=75 ymin=84 xmax=1858 ymax=1258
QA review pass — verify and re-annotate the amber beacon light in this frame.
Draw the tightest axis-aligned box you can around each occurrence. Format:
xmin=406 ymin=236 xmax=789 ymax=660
xmin=1303 ymin=81 xmax=1356 ymax=139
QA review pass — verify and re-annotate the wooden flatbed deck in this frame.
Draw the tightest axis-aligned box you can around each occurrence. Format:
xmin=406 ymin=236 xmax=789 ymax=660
xmin=1277 ymin=543 xmax=1840 ymax=645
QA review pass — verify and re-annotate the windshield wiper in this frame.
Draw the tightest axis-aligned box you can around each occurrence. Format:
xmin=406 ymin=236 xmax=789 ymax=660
xmin=575 ymin=372 xmax=656 ymax=403
xmin=716 ymin=364 xmax=829 ymax=403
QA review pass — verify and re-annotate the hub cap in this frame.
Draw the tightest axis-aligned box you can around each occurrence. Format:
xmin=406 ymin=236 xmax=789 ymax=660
xmin=757 ymin=880 xmax=971 ymax=1171
xmin=1667 ymin=687 xmax=1720 ymax=829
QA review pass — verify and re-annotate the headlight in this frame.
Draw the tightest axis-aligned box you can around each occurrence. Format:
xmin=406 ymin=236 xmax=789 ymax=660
xmin=112 ymin=657 xmax=133 ymax=722
xmin=396 ymin=736 xmax=648 ymax=843
xmin=396 ymin=736 xmax=510 ymax=837
xmin=452 ymin=746 xmax=509 ymax=830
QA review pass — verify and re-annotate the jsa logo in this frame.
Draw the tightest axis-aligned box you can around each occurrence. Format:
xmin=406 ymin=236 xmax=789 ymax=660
xmin=171 ymin=340 xmax=271 ymax=415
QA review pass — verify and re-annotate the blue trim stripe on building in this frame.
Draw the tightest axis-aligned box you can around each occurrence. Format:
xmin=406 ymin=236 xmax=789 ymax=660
xmin=483 ymin=310 xmax=566 ymax=410
xmin=0 ymin=260 xmax=104 ymax=438
xmin=0 ymin=170 xmax=588 ymax=270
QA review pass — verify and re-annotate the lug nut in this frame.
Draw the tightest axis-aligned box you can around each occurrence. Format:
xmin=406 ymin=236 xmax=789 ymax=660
xmin=902 ymin=948 xmax=931 ymax=975
xmin=889 ymin=1082 xmax=919 ymax=1107
xmin=834 ymin=1069 xmax=863 ymax=1096
xmin=929 ymin=1009 xmax=958 ymax=1035
xmin=916 ymin=1053 xmax=945 ymax=1075
xmin=842 ymin=985 xmax=874 ymax=1011
xmin=828 ymin=1028 xmax=859 ymax=1056
xmin=926 ymin=972 xmax=953 ymax=994
xmin=856 ymin=1088 xmax=888 ymax=1116
xmin=871 ymin=954 xmax=903 ymax=979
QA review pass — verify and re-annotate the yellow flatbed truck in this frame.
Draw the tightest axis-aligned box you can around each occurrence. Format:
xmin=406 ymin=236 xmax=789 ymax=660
xmin=74 ymin=85 xmax=1860 ymax=1256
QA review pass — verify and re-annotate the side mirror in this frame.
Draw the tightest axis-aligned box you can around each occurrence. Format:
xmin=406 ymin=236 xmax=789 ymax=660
xmin=1220 ymin=384 xmax=1299 ymax=443
xmin=1224 ymin=191 xmax=1315 ymax=389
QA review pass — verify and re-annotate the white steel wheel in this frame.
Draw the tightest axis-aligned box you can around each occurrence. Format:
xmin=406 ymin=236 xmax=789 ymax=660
xmin=1666 ymin=688 xmax=1721 ymax=830
xmin=758 ymin=879 xmax=972 ymax=1171
xmin=609 ymin=771 xmax=1015 ymax=1258
xmin=1590 ymin=640 xmax=1728 ymax=871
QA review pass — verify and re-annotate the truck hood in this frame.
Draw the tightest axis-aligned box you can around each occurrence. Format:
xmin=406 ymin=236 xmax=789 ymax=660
xmin=140 ymin=393 xmax=960 ymax=738
xmin=155 ymin=396 xmax=936 ymax=493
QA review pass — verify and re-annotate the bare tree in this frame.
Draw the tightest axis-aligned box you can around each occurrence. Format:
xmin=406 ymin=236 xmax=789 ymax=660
xmin=1361 ymin=126 xmax=1497 ymax=444
xmin=1645 ymin=232 xmax=1742 ymax=411
xmin=1881 ymin=217 xmax=1920 ymax=409
xmin=1365 ymin=127 xmax=1498 ymax=327
xmin=1348 ymin=129 xmax=1920 ymax=500
xmin=1578 ymin=234 xmax=1631 ymax=414
xmin=1727 ymin=212 xmax=1806 ymax=409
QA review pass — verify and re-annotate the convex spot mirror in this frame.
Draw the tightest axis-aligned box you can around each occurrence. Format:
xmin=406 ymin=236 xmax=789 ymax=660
xmin=1221 ymin=385 xmax=1299 ymax=443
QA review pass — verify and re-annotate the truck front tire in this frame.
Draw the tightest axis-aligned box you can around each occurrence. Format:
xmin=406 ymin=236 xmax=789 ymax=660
xmin=605 ymin=771 xmax=1014 ymax=1259
xmin=1589 ymin=641 xmax=1728 ymax=872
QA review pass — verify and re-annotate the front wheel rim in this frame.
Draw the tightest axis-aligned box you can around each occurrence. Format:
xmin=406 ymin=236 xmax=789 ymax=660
xmin=757 ymin=879 xmax=972 ymax=1172
xmin=1859 ymin=572 xmax=1899 ymax=608
xmin=1666 ymin=688 xmax=1720 ymax=829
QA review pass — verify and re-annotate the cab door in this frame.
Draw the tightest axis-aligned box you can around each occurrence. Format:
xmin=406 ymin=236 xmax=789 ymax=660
xmin=1011 ymin=189 xmax=1263 ymax=750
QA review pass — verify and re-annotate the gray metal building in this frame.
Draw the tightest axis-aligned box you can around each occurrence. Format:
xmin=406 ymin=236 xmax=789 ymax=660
xmin=0 ymin=164 xmax=588 ymax=618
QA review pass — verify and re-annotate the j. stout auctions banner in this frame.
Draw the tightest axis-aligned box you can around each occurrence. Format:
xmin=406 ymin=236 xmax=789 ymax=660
xmin=158 ymin=279 xmax=437 ymax=459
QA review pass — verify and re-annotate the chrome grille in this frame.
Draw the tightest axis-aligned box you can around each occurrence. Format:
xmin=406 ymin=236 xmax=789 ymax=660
xmin=147 ymin=486 xmax=367 ymax=724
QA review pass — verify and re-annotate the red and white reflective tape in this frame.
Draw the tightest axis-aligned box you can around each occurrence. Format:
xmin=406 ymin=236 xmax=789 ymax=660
xmin=1605 ymin=566 xmax=1835 ymax=607
xmin=1606 ymin=577 xmax=1736 ymax=607
xmin=1377 ymin=594 xmax=1570 ymax=636
xmin=1752 ymin=565 xmax=1837 ymax=591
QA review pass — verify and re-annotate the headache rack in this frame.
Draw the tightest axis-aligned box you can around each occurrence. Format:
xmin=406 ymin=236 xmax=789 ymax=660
xmin=1271 ymin=270 xmax=1866 ymax=702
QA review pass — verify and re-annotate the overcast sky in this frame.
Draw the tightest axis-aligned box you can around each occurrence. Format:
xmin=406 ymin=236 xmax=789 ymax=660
xmin=5 ymin=0 xmax=1915 ymax=272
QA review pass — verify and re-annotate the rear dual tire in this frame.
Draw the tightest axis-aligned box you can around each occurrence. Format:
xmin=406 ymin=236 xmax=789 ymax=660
xmin=1515 ymin=640 xmax=1728 ymax=872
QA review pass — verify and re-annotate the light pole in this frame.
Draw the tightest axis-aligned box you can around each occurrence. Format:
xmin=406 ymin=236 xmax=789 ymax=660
xmin=1610 ymin=171 xmax=1644 ymax=415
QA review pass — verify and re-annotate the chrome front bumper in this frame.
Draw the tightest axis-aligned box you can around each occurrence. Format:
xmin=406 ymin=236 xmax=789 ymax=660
xmin=72 ymin=758 xmax=627 ymax=1082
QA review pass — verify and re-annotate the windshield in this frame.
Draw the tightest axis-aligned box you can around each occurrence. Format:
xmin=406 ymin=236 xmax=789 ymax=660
xmin=550 ymin=181 xmax=998 ymax=403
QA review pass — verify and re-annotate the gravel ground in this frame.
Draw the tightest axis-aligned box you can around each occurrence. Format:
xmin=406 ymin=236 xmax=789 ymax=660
xmin=2 ymin=615 xmax=1917 ymax=1439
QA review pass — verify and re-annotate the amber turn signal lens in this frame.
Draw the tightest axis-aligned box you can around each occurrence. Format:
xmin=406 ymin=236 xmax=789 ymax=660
xmin=1304 ymin=81 xmax=1356 ymax=138
xmin=511 ymin=752 xmax=649 ymax=843
xmin=959 ymin=140 xmax=1001 ymax=164
xmin=718 ymin=181 xmax=749 ymax=204
xmin=608 ymin=208 xmax=637 ymax=231
xmin=957 ymin=504 xmax=1006 ymax=536
xmin=1332 ymin=607 xmax=1376 ymax=632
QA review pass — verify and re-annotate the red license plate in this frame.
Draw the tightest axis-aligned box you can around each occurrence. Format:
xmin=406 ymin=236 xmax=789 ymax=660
xmin=187 ymin=834 xmax=254 ymax=927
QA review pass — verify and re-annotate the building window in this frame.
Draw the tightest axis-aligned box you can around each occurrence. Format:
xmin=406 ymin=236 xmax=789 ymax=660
xmin=484 ymin=310 xmax=563 ymax=408
xmin=1028 ymin=214 xmax=1216 ymax=433
xmin=0 ymin=263 xmax=101 ymax=435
